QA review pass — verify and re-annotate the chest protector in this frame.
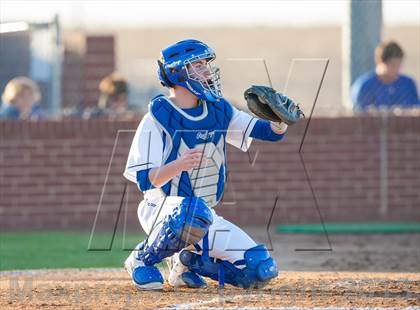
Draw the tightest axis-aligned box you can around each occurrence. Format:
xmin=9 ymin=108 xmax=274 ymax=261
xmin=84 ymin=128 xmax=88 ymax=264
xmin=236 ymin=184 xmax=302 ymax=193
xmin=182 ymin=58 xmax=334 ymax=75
xmin=149 ymin=95 xmax=233 ymax=207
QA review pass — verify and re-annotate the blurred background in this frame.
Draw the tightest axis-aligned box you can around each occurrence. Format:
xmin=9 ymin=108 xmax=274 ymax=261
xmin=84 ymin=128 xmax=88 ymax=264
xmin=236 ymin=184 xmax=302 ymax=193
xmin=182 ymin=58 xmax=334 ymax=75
xmin=0 ymin=1 xmax=419 ymax=272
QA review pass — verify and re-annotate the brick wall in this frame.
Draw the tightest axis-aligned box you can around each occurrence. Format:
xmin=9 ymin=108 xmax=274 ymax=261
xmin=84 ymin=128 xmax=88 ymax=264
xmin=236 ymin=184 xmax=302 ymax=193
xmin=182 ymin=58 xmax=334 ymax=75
xmin=84 ymin=36 xmax=115 ymax=107
xmin=61 ymin=34 xmax=115 ymax=108
xmin=0 ymin=116 xmax=419 ymax=232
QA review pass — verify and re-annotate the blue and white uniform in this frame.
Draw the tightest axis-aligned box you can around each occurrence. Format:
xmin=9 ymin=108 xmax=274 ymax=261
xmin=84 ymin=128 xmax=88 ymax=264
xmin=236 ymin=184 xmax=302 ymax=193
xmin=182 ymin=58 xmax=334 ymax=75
xmin=123 ymin=39 xmax=283 ymax=290
xmin=124 ymin=96 xmax=259 ymax=265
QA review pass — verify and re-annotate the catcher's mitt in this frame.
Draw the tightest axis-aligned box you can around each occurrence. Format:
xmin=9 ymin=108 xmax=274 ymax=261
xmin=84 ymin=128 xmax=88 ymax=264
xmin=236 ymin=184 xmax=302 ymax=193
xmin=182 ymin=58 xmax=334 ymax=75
xmin=244 ymin=85 xmax=304 ymax=125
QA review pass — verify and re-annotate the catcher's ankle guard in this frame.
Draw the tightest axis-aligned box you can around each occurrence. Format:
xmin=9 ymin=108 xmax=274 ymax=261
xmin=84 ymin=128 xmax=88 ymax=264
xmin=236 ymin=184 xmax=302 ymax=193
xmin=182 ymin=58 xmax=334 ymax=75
xmin=180 ymin=244 xmax=278 ymax=289
xmin=181 ymin=271 xmax=207 ymax=288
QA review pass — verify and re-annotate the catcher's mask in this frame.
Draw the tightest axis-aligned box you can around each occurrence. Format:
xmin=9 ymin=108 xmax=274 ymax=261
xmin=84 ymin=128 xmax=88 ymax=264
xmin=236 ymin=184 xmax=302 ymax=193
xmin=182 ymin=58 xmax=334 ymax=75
xmin=157 ymin=39 xmax=222 ymax=102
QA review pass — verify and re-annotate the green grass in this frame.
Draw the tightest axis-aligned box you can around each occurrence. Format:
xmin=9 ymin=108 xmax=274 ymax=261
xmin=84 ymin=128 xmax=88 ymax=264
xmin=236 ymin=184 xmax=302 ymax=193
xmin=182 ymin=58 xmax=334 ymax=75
xmin=0 ymin=231 xmax=145 ymax=271
xmin=276 ymin=222 xmax=420 ymax=234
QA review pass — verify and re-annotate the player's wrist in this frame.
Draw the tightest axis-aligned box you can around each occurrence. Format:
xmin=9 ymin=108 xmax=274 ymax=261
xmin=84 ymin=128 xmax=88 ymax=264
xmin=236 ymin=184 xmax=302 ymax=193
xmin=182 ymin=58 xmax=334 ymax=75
xmin=270 ymin=121 xmax=288 ymax=134
xmin=173 ymin=158 xmax=188 ymax=172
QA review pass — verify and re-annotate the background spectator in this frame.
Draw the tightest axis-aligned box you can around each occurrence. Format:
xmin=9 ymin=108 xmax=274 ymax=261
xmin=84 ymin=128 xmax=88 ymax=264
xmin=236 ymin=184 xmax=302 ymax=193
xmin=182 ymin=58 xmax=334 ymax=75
xmin=351 ymin=41 xmax=419 ymax=112
xmin=0 ymin=77 xmax=43 ymax=120
xmin=83 ymin=72 xmax=131 ymax=120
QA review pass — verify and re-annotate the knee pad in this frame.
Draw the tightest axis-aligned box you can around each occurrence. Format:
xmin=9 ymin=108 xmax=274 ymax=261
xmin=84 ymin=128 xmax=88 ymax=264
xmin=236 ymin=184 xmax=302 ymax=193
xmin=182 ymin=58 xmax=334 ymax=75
xmin=243 ymin=244 xmax=278 ymax=285
xmin=180 ymin=244 xmax=278 ymax=289
xmin=169 ymin=197 xmax=213 ymax=244
xmin=140 ymin=197 xmax=213 ymax=266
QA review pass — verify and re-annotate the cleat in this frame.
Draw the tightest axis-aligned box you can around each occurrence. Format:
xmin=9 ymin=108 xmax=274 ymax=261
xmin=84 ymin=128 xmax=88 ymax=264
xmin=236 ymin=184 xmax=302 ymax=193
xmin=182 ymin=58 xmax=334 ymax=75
xmin=132 ymin=265 xmax=164 ymax=290
xmin=167 ymin=253 xmax=207 ymax=288
xmin=124 ymin=242 xmax=164 ymax=291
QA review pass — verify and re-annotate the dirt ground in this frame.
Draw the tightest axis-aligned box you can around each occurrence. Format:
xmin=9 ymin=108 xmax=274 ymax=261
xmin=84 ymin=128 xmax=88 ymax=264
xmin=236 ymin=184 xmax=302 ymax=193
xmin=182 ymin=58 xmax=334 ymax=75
xmin=1 ymin=233 xmax=419 ymax=309
xmin=0 ymin=269 xmax=419 ymax=309
xmin=247 ymin=231 xmax=420 ymax=273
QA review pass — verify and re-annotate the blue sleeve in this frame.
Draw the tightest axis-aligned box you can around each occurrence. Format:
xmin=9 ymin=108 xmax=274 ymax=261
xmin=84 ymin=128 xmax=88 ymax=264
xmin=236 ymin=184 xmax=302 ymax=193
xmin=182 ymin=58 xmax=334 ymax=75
xmin=406 ymin=78 xmax=420 ymax=106
xmin=136 ymin=169 xmax=155 ymax=192
xmin=351 ymin=78 xmax=370 ymax=112
xmin=0 ymin=105 xmax=21 ymax=120
xmin=250 ymin=119 xmax=285 ymax=141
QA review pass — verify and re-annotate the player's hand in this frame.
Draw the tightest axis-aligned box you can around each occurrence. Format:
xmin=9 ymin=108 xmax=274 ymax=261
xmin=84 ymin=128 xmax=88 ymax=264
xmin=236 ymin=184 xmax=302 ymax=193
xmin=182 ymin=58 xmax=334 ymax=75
xmin=176 ymin=149 xmax=204 ymax=171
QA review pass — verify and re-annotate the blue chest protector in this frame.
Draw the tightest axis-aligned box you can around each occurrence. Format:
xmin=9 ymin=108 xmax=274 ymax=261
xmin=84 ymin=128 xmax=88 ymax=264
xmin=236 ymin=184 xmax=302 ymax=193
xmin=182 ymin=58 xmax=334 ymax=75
xmin=149 ymin=95 xmax=233 ymax=207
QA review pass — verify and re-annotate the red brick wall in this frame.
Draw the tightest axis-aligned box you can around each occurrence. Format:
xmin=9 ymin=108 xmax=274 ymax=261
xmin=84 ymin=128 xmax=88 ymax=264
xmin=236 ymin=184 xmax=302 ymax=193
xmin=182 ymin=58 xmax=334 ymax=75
xmin=84 ymin=36 xmax=115 ymax=107
xmin=1 ymin=116 xmax=419 ymax=232
xmin=61 ymin=34 xmax=115 ymax=108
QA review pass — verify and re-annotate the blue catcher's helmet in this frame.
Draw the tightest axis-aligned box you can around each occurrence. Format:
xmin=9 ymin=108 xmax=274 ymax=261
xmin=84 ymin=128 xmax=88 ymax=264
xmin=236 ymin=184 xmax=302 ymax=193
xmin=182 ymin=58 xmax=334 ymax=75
xmin=157 ymin=39 xmax=222 ymax=102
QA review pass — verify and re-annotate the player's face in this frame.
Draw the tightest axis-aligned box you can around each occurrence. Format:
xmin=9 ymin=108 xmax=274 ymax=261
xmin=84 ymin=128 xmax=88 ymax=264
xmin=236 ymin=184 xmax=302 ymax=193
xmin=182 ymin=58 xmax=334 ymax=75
xmin=187 ymin=59 xmax=212 ymax=81
xmin=185 ymin=57 xmax=222 ymax=99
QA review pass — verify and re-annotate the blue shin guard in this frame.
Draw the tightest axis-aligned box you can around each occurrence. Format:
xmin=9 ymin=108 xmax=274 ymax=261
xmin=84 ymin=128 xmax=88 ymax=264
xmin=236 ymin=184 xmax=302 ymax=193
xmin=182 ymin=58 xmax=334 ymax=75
xmin=180 ymin=244 xmax=278 ymax=289
xmin=139 ymin=197 xmax=213 ymax=266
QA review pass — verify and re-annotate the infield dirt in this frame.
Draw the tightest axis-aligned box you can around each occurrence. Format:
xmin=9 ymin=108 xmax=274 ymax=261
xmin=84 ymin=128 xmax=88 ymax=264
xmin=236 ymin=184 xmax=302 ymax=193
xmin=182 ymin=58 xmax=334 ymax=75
xmin=1 ymin=269 xmax=419 ymax=309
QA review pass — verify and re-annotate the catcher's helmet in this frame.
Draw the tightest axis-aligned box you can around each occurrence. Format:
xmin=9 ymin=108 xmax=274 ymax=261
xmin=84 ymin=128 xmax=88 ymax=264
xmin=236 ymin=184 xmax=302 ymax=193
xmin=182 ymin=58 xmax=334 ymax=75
xmin=157 ymin=39 xmax=222 ymax=102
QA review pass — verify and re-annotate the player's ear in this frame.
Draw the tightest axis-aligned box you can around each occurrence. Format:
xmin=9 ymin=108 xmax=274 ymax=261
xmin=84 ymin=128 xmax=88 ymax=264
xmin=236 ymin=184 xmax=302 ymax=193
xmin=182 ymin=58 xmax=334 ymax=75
xmin=158 ymin=60 xmax=173 ymax=87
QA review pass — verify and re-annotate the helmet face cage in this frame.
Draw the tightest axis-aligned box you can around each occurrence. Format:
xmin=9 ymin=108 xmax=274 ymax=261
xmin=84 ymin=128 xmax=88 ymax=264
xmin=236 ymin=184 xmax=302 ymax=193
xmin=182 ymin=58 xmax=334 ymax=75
xmin=184 ymin=52 xmax=223 ymax=100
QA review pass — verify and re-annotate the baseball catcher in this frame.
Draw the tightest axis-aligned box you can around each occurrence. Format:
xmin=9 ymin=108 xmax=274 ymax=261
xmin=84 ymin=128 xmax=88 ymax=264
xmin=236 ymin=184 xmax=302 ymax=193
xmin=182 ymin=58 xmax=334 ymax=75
xmin=123 ymin=39 xmax=303 ymax=290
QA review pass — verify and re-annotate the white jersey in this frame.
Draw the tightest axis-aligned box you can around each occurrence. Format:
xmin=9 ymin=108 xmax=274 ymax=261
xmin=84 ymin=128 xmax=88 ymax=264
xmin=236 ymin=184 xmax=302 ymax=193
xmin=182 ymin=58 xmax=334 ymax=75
xmin=124 ymin=103 xmax=257 ymax=199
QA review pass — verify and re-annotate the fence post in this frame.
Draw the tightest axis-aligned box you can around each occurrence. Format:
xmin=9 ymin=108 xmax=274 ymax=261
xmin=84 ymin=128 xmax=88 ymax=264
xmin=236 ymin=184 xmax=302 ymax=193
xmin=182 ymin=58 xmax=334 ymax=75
xmin=342 ymin=0 xmax=383 ymax=111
